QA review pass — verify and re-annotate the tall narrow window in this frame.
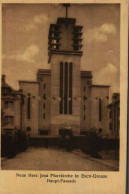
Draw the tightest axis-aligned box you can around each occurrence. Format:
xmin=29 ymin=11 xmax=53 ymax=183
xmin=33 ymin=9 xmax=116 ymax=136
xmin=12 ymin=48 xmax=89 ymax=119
xmin=84 ymin=86 xmax=85 ymax=91
xmin=59 ymin=62 xmax=72 ymax=115
xmin=84 ymin=105 xmax=85 ymax=111
xmin=43 ymin=113 xmax=45 ymax=119
xmin=59 ymin=62 xmax=63 ymax=114
xmin=69 ymin=62 xmax=72 ymax=114
xmin=44 ymin=84 xmax=46 ymax=89
xmin=84 ymin=96 xmax=87 ymax=101
xmin=27 ymin=93 xmax=31 ymax=119
xmin=84 ymin=114 xmax=85 ymax=120
xmin=64 ymin=62 xmax=68 ymax=114
xmin=43 ymin=93 xmax=46 ymax=100
xmin=99 ymin=98 xmax=102 ymax=121
xmin=5 ymin=101 xmax=8 ymax=109
xmin=109 ymin=111 xmax=112 ymax=119
xmin=109 ymin=122 xmax=112 ymax=130
xmin=43 ymin=103 xmax=45 ymax=109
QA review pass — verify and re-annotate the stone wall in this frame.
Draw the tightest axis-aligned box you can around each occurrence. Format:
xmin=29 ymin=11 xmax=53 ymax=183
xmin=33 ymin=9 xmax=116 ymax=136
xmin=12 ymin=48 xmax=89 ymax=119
xmin=90 ymin=86 xmax=110 ymax=135
xmin=37 ymin=70 xmax=51 ymax=134
xmin=19 ymin=81 xmax=39 ymax=135
xmin=50 ymin=54 xmax=81 ymax=135
xmin=80 ymin=71 xmax=92 ymax=131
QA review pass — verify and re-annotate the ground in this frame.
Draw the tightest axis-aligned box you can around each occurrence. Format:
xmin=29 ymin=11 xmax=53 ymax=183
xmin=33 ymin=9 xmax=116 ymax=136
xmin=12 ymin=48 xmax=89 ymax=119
xmin=1 ymin=147 xmax=119 ymax=171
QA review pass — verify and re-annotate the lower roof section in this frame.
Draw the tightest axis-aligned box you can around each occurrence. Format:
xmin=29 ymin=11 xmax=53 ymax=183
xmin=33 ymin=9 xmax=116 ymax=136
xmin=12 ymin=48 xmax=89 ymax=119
xmin=37 ymin=69 xmax=51 ymax=76
xmin=48 ymin=50 xmax=83 ymax=63
xmin=19 ymin=81 xmax=39 ymax=84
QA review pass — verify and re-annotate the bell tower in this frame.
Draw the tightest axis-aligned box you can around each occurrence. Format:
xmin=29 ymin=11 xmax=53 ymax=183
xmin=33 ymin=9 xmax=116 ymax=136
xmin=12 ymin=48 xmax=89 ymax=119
xmin=48 ymin=4 xmax=83 ymax=135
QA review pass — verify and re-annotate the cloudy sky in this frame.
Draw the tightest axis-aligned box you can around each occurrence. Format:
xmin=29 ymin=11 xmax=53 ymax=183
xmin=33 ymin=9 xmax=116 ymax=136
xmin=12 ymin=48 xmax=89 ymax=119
xmin=2 ymin=4 xmax=120 ymax=97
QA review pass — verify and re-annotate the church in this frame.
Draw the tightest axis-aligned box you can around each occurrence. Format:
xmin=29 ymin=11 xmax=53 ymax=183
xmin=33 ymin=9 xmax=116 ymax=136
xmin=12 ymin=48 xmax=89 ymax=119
xmin=2 ymin=4 xmax=110 ymax=136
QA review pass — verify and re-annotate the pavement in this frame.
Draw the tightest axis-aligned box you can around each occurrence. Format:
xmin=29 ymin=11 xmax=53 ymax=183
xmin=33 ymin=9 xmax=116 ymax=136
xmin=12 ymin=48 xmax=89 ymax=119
xmin=73 ymin=150 xmax=119 ymax=170
xmin=1 ymin=147 xmax=119 ymax=171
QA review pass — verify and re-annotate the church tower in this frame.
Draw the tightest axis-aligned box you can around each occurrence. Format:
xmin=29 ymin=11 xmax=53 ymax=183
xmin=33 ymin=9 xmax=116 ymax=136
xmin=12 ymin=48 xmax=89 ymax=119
xmin=48 ymin=4 xmax=83 ymax=135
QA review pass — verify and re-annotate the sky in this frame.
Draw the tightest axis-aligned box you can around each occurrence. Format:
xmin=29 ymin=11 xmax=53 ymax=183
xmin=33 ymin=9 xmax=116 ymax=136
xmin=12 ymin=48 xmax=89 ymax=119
xmin=2 ymin=4 xmax=120 ymax=98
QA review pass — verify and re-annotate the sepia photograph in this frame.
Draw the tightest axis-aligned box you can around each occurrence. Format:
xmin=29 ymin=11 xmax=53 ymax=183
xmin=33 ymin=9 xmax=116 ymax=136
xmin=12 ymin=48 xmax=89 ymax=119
xmin=1 ymin=3 xmax=120 ymax=171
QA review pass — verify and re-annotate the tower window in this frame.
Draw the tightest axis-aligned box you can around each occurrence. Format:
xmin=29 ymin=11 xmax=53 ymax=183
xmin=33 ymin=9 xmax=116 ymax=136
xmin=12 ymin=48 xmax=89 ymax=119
xmin=84 ymin=86 xmax=85 ymax=91
xmin=54 ymin=32 xmax=59 ymax=38
xmin=56 ymin=45 xmax=59 ymax=49
xmin=53 ymin=39 xmax=57 ymax=43
xmin=74 ymin=46 xmax=79 ymax=51
xmin=52 ymin=32 xmax=55 ymax=38
xmin=44 ymin=84 xmax=46 ymax=89
xmin=53 ymin=45 xmax=59 ymax=50
xmin=43 ymin=103 xmax=45 ymax=109
xmin=74 ymin=34 xmax=79 ymax=39
xmin=84 ymin=114 xmax=85 ymax=120
xmin=84 ymin=105 xmax=85 ymax=110
xmin=53 ymin=39 xmax=59 ymax=44
xmin=74 ymin=40 xmax=79 ymax=44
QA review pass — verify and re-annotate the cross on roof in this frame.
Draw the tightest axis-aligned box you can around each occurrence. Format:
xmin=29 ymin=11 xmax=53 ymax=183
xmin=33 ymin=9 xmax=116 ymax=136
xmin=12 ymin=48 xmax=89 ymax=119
xmin=63 ymin=4 xmax=70 ymax=19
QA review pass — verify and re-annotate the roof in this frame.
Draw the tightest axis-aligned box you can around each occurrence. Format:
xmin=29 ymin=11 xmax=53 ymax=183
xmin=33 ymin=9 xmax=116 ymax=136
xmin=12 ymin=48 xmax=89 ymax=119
xmin=2 ymin=81 xmax=11 ymax=88
xmin=19 ymin=81 xmax=39 ymax=84
xmin=57 ymin=17 xmax=76 ymax=25
xmin=73 ymin=26 xmax=83 ymax=29
xmin=1 ymin=75 xmax=23 ymax=95
xmin=1 ymin=75 xmax=12 ymax=88
xmin=50 ymin=24 xmax=60 ymax=28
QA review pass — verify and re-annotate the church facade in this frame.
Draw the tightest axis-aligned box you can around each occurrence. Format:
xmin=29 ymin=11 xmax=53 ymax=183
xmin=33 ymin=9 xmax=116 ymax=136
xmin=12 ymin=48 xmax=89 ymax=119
xmin=18 ymin=14 xmax=110 ymax=136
